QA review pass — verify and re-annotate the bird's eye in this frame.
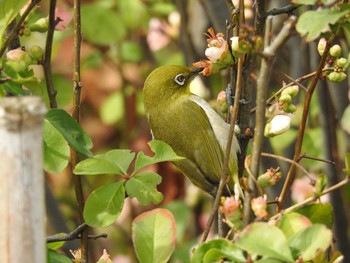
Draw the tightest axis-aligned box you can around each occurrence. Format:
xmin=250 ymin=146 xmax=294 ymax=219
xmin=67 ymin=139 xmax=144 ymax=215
xmin=174 ymin=74 xmax=186 ymax=86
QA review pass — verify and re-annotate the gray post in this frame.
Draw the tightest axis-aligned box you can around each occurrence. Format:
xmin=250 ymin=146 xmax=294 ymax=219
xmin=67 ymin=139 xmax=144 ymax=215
xmin=0 ymin=97 xmax=47 ymax=262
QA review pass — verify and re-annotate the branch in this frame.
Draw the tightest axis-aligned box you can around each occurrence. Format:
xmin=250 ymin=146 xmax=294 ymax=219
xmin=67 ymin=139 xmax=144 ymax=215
xmin=0 ymin=0 xmax=42 ymax=57
xmin=43 ymin=0 xmax=58 ymax=109
xmin=266 ymin=5 xmax=301 ymax=17
xmin=278 ymin=32 xmax=337 ymax=209
xmin=249 ymin=16 xmax=297 ymax=190
xmin=46 ymin=223 xmax=108 ymax=243
xmin=70 ymin=0 xmax=88 ymax=261
xmin=271 ymin=176 xmax=350 ymax=220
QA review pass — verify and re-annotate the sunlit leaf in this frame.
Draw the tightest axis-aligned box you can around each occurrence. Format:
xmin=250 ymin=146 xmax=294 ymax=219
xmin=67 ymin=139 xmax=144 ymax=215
xmin=132 ymin=208 xmax=176 ymax=263
xmin=133 ymin=140 xmax=185 ymax=174
xmin=125 ymin=172 xmax=163 ymax=205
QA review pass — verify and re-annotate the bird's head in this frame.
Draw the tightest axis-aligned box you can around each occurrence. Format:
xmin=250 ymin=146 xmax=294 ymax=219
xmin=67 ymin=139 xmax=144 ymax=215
xmin=143 ymin=65 xmax=203 ymax=109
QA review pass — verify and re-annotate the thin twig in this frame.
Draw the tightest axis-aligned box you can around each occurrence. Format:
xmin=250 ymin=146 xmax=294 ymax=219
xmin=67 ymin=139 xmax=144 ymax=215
xmin=261 ymin=152 xmax=313 ymax=179
xmin=244 ymin=156 xmax=264 ymax=196
xmin=43 ymin=0 xmax=58 ymax=108
xmin=278 ymin=32 xmax=337 ymax=209
xmin=282 ymin=73 xmax=308 ymax=92
xmin=0 ymin=0 xmax=42 ymax=57
xmin=271 ymin=176 xmax=350 ymax=220
xmin=300 ymin=153 xmax=336 ymax=164
xmin=47 ymin=223 xmax=87 ymax=243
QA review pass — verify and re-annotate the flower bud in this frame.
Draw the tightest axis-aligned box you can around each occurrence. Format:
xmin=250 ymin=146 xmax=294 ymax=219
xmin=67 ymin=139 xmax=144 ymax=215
xmin=279 ymin=93 xmax=292 ymax=105
xmin=6 ymin=48 xmax=27 ymax=62
xmin=281 ymin=103 xmax=297 ymax=113
xmin=257 ymin=168 xmax=282 ymax=188
xmin=327 ymin=71 xmax=347 ymax=83
xmin=29 ymin=17 xmax=49 ymax=33
xmin=217 ymin=91 xmax=228 ymax=113
xmin=317 ymin=38 xmax=327 ymax=56
xmin=230 ymin=36 xmax=239 ymax=52
xmin=329 ymin=44 xmax=341 ymax=58
xmin=265 ymin=114 xmax=292 ymax=137
xmin=220 ymin=196 xmax=243 ymax=229
xmin=30 ymin=45 xmax=43 ymax=61
xmin=251 ymin=196 xmax=267 ymax=219
xmin=282 ymin=85 xmax=299 ymax=98
xmin=335 ymin=57 xmax=347 ymax=68
xmin=23 ymin=27 xmax=31 ymax=37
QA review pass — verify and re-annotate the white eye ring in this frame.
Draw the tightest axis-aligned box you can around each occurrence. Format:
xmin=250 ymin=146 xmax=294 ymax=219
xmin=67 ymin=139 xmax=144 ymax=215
xmin=174 ymin=74 xmax=186 ymax=86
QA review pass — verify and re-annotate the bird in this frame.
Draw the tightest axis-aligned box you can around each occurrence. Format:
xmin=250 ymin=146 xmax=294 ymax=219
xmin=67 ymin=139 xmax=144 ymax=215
xmin=143 ymin=65 xmax=240 ymax=197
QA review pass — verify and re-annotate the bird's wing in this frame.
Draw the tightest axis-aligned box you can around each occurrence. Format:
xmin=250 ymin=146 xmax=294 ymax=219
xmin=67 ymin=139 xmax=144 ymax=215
xmin=176 ymin=97 xmax=228 ymax=185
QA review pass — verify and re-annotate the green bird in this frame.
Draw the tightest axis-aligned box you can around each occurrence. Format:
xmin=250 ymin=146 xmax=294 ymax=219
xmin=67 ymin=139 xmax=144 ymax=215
xmin=143 ymin=65 xmax=240 ymax=197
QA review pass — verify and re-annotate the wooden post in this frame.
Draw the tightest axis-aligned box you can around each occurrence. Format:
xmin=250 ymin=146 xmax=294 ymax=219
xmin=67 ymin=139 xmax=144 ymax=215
xmin=0 ymin=97 xmax=47 ymax=262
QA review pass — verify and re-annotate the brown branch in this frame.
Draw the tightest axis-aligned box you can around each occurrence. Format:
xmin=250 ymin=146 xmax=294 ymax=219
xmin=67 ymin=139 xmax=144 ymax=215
xmin=47 ymin=223 xmax=108 ymax=243
xmin=261 ymin=152 xmax=312 ymax=179
xmin=70 ymin=0 xmax=88 ymax=261
xmin=300 ymin=153 xmax=336 ymax=164
xmin=271 ymin=176 xmax=350 ymax=220
xmin=278 ymin=32 xmax=337 ymax=209
xmin=43 ymin=0 xmax=58 ymax=109
xmin=0 ymin=0 xmax=42 ymax=57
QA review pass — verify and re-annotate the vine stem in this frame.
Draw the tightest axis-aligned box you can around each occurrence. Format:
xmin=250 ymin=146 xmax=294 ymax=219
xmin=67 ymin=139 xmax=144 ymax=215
xmin=71 ymin=0 xmax=88 ymax=261
xmin=278 ymin=32 xmax=336 ymax=209
xmin=0 ymin=0 xmax=42 ymax=57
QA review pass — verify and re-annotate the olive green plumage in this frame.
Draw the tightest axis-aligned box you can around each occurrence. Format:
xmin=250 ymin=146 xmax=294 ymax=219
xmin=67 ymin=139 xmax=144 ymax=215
xmin=143 ymin=65 xmax=240 ymax=196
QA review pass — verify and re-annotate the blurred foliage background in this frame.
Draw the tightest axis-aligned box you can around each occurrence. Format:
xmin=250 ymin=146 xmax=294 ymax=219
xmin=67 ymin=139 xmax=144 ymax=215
xmin=19 ymin=0 xmax=350 ymax=261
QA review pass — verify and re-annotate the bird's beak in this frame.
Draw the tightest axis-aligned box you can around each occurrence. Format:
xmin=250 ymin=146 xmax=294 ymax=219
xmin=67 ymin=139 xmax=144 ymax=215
xmin=188 ymin=67 xmax=204 ymax=79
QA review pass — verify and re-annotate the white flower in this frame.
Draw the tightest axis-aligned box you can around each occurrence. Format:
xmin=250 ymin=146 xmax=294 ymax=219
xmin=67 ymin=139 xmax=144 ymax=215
xmin=265 ymin=114 xmax=292 ymax=137
xmin=205 ymin=46 xmax=223 ymax=62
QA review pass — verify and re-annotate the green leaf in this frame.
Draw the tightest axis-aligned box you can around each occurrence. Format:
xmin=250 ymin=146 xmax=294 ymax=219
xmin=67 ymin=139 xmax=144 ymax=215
xmin=292 ymin=0 xmax=317 ymax=4
xmin=125 ymin=172 xmax=163 ymax=205
xmin=191 ymin=239 xmax=246 ymax=263
xmin=46 ymin=109 xmax=93 ymax=157
xmin=100 ymin=90 xmax=125 ymax=125
xmin=132 ymin=208 xmax=176 ymax=263
xmin=74 ymin=149 xmax=135 ymax=175
xmin=278 ymin=212 xmax=312 ymax=240
xmin=164 ymin=201 xmax=191 ymax=243
xmin=296 ymin=9 xmax=350 ymax=42
xmin=0 ymin=0 xmax=28 ymax=47
xmin=288 ymin=224 xmax=332 ymax=261
xmin=121 ymin=41 xmax=143 ymax=63
xmin=47 ymin=249 xmax=72 ymax=263
xmin=133 ymin=140 xmax=185 ymax=174
xmin=47 ymin=237 xmax=65 ymax=250
xmin=295 ymin=203 xmax=334 ymax=228
xmin=235 ymin=222 xmax=294 ymax=262
xmin=43 ymin=120 xmax=70 ymax=174
xmin=84 ymin=182 xmax=125 ymax=227
xmin=81 ymin=3 xmax=126 ymax=45
xmin=119 ymin=0 xmax=149 ymax=30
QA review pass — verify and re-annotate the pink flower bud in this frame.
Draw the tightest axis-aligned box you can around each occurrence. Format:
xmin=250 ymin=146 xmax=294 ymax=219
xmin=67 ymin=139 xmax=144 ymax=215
xmin=217 ymin=91 xmax=228 ymax=113
xmin=257 ymin=168 xmax=282 ymax=188
xmin=55 ymin=8 xmax=73 ymax=31
xmin=251 ymin=196 xmax=267 ymax=219
xmin=317 ymin=38 xmax=327 ymax=56
xmin=6 ymin=48 xmax=27 ymax=62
